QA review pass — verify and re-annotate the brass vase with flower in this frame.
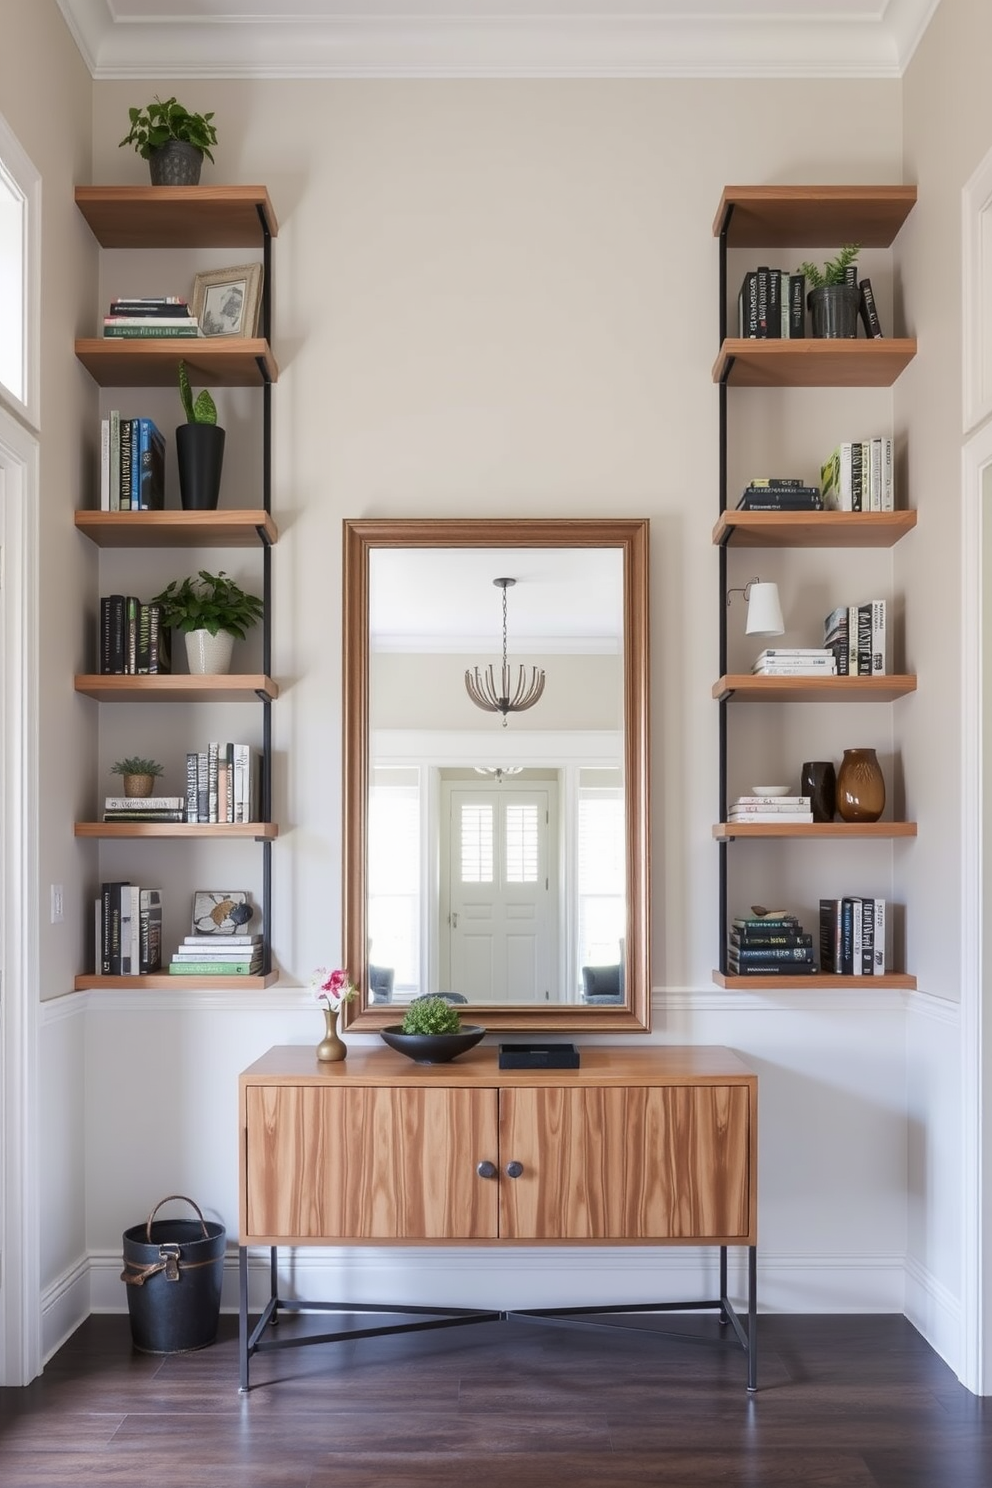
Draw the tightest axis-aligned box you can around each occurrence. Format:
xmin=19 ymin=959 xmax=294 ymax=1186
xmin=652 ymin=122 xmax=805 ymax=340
xmin=316 ymin=1005 xmax=346 ymax=1063
xmin=311 ymin=967 xmax=357 ymax=1064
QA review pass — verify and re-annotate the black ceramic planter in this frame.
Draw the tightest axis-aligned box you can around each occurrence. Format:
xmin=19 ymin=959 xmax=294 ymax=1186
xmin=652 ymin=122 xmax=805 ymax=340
xmin=148 ymin=141 xmax=203 ymax=187
xmin=176 ymin=423 xmax=225 ymax=510
xmin=379 ymin=1026 xmax=486 ymax=1064
xmin=808 ymin=284 xmax=861 ymax=339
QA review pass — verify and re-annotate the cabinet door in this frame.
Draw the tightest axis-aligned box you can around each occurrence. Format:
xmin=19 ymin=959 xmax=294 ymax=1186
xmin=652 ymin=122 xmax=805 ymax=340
xmin=245 ymin=1085 xmax=498 ymax=1240
xmin=499 ymin=1085 xmax=751 ymax=1242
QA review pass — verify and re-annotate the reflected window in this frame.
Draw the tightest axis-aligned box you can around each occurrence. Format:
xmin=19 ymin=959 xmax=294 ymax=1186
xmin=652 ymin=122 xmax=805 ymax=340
xmin=577 ymin=770 xmax=625 ymax=980
xmin=460 ymin=802 xmax=494 ymax=883
xmin=368 ymin=768 xmax=420 ymax=994
xmin=505 ymin=801 xmax=539 ymax=884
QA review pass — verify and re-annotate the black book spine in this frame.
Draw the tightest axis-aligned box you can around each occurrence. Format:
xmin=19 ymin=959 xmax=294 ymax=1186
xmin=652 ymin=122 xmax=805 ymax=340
xmin=755 ymin=266 xmax=770 ymax=337
xmin=788 ymin=273 xmax=806 ymax=337
xmin=840 ymin=898 xmax=856 ymax=975
xmin=739 ymin=270 xmax=758 ymax=337
xmin=108 ymin=594 xmax=126 ymax=674
xmin=861 ymin=898 xmax=876 ymax=975
xmin=766 ymin=267 xmax=782 ymax=339
xmin=118 ymin=419 xmax=133 ymax=511
xmin=857 ymin=603 xmax=873 ymax=676
xmin=100 ymin=596 xmax=112 ymax=674
xmin=859 ymin=278 xmax=884 ymax=338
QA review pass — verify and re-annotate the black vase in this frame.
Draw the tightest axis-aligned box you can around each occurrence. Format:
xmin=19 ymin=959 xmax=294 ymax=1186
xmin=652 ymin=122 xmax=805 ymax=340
xmin=801 ymin=760 xmax=836 ymax=822
xmin=176 ymin=423 xmax=225 ymax=510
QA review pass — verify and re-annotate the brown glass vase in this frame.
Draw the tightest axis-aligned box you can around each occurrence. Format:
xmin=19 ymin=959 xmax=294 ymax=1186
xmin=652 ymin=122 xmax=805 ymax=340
xmin=836 ymin=747 xmax=885 ymax=823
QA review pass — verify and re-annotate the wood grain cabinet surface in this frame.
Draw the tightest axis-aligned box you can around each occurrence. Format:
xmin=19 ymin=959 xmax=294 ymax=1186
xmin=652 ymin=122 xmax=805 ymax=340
xmin=240 ymin=1045 xmax=757 ymax=1249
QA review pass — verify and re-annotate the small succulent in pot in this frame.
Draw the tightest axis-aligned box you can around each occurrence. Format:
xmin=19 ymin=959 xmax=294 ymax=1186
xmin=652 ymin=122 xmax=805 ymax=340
xmin=401 ymin=996 xmax=462 ymax=1036
xmin=111 ymin=757 xmax=164 ymax=798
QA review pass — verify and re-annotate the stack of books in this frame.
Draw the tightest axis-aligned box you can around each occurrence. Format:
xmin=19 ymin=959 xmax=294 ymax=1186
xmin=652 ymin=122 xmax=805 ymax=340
xmin=820 ymin=438 xmax=893 ymax=512
xmin=728 ymin=912 xmax=817 ymax=976
xmin=103 ymin=794 xmax=186 ymax=823
xmin=101 ymin=413 xmax=165 ymax=511
xmin=736 ymin=478 xmax=823 ymax=512
xmin=99 ymin=595 xmax=171 ymax=675
xmin=185 ymin=744 xmax=260 ymax=825
xmin=168 ymin=935 xmax=263 ymax=976
xmin=727 ymin=795 xmax=814 ymax=825
xmin=752 ymin=648 xmax=837 ymax=677
xmin=823 ymin=602 xmax=886 ymax=676
xmin=95 ymin=883 xmax=162 ymax=975
xmin=102 ymin=296 xmax=201 ymax=339
xmin=819 ymin=898 xmax=887 ymax=975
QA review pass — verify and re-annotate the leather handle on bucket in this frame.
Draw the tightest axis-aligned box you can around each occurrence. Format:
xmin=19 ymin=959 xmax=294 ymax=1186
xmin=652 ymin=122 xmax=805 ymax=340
xmin=145 ymin=1194 xmax=209 ymax=1244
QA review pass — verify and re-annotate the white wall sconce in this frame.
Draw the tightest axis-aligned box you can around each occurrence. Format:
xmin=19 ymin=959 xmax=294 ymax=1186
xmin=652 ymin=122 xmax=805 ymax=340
xmin=726 ymin=577 xmax=785 ymax=637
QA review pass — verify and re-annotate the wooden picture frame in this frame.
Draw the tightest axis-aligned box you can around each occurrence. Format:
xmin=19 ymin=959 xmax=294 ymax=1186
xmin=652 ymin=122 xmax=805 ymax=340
xmin=192 ymin=262 xmax=263 ymax=337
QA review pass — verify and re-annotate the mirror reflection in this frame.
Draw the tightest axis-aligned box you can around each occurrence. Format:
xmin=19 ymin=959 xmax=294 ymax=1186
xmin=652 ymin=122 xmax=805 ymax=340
xmin=342 ymin=519 xmax=650 ymax=1032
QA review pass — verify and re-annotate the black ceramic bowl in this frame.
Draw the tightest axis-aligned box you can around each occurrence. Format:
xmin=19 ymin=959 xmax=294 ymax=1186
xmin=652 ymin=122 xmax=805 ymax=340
xmin=379 ymin=1025 xmax=486 ymax=1064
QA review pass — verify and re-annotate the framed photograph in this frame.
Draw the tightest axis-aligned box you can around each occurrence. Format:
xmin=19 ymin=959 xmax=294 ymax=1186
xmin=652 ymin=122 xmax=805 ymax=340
xmin=192 ymin=263 xmax=263 ymax=338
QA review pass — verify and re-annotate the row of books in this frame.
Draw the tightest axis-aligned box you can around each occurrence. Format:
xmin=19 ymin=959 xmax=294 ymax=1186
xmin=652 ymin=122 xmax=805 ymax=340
xmin=752 ymin=647 xmax=837 ymax=678
xmin=824 ymin=601 xmax=887 ymax=676
xmin=100 ymin=413 xmax=165 ymax=511
xmin=727 ymin=795 xmax=813 ymax=824
xmin=186 ymin=744 xmax=260 ymax=825
xmin=167 ymin=933 xmax=263 ymax=977
xmin=727 ymin=912 xmax=817 ymax=975
xmin=738 ymin=269 xmax=806 ymax=339
xmin=103 ymin=794 xmax=186 ymax=822
xmin=102 ymin=296 xmax=202 ymax=340
xmin=737 ymin=478 xmax=823 ymax=512
xmin=819 ymin=897 xmax=887 ymax=975
xmin=99 ymin=595 xmax=171 ymax=675
xmin=821 ymin=438 xmax=894 ymax=512
xmin=96 ymin=882 xmax=162 ymax=976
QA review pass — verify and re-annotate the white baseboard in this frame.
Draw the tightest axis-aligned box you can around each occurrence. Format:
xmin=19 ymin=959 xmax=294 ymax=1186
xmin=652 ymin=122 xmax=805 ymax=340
xmin=40 ymin=1255 xmax=91 ymax=1363
xmin=86 ymin=1246 xmax=910 ymax=1319
xmin=905 ymin=1252 xmax=963 ymax=1378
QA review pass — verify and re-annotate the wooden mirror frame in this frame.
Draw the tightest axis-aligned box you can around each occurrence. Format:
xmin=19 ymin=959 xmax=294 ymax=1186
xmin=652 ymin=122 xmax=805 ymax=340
xmin=341 ymin=517 xmax=651 ymax=1032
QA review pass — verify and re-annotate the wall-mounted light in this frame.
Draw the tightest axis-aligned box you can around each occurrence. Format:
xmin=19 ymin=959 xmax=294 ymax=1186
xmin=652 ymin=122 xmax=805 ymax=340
xmin=726 ymin=577 xmax=785 ymax=637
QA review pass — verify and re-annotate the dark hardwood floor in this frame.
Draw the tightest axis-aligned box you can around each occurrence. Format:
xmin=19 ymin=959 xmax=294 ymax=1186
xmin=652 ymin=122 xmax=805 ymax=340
xmin=2 ymin=1310 xmax=991 ymax=1486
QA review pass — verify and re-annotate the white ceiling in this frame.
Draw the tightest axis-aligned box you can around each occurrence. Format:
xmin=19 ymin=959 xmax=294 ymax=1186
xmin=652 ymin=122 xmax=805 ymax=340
xmin=56 ymin=0 xmax=942 ymax=79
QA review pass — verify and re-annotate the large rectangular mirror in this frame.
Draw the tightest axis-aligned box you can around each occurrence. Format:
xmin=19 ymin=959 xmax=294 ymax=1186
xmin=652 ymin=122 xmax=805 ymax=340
xmin=342 ymin=517 xmax=650 ymax=1032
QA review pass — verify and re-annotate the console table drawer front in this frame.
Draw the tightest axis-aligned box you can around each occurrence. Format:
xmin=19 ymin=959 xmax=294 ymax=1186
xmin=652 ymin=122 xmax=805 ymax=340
xmin=499 ymin=1084 xmax=751 ymax=1241
xmin=245 ymin=1085 xmax=499 ymax=1240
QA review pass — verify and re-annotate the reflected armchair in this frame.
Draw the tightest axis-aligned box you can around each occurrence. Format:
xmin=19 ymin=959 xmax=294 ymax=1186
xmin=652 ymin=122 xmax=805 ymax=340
xmin=580 ymin=964 xmax=625 ymax=1004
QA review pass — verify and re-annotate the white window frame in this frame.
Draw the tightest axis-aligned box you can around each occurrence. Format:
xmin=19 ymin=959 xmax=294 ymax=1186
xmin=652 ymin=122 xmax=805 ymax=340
xmin=0 ymin=111 xmax=40 ymax=429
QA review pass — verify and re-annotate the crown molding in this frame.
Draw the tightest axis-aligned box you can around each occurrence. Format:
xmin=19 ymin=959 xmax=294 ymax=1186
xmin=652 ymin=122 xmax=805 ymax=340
xmin=56 ymin=2 xmax=942 ymax=81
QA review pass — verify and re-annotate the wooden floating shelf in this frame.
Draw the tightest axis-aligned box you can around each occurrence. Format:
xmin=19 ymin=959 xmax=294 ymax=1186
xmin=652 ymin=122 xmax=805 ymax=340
xmin=714 ymin=674 xmax=917 ymax=703
xmin=713 ymin=970 xmax=916 ymax=991
xmin=75 ymin=509 xmax=277 ymax=548
xmin=712 ymin=338 xmax=917 ymax=388
xmin=714 ymin=821 xmax=916 ymax=840
xmin=75 ymin=822 xmax=278 ymax=840
xmin=74 ymin=972 xmax=279 ymax=991
xmin=712 ymin=185 xmax=918 ymax=248
xmin=713 ymin=510 xmax=917 ymax=549
xmin=74 ymin=186 xmax=278 ymax=248
xmin=75 ymin=674 xmax=279 ymax=703
xmin=75 ymin=338 xmax=278 ymax=388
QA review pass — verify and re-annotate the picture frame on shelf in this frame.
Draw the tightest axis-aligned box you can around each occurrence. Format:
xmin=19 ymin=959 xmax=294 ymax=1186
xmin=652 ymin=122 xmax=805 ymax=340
xmin=192 ymin=263 xmax=263 ymax=337
xmin=191 ymin=890 xmax=255 ymax=935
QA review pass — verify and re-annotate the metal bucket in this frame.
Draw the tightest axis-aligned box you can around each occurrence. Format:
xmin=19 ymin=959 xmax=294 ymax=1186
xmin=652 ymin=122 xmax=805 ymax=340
xmin=121 ymin=1195 xmax=225 ymax=1354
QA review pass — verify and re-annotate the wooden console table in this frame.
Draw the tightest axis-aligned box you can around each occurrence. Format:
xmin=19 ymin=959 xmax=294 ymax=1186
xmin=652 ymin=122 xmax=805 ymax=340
xmin=238 ymin=1044 xmax=758 ymax=1390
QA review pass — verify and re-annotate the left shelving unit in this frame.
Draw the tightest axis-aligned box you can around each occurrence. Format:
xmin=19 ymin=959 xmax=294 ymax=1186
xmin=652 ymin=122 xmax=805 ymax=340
xmin=73 ymin=186 xmax=279 ymax=991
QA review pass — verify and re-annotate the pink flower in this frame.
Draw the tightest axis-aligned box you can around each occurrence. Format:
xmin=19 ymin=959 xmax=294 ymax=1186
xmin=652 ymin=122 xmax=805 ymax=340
xmin=311 ymin=966 xmax=357 ymax=1009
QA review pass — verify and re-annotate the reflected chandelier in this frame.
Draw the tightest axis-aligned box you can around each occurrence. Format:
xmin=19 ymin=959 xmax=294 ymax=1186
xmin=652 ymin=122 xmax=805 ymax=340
xmin=465 ymin=577 xmax=546 ymax=728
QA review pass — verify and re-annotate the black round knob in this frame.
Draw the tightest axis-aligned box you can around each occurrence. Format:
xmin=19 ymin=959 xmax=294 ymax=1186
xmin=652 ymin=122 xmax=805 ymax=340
xmin=476 ymin=1160 xmax=497 ymax=1179
xmin=505 ymin=1161 xmax=524 ymax=1179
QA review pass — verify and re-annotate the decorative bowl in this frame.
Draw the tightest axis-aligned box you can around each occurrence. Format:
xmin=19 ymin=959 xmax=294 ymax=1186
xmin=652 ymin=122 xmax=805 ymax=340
xmin=380 ymin=1025 xmax=486 ymax=1065
xmin=751 ymin=784 xmax=792 ymax=796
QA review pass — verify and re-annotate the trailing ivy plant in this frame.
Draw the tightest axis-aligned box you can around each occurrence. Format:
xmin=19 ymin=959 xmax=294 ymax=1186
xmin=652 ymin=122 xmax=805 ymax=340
xmin=119 ymin=97 xmax=218 ymax=162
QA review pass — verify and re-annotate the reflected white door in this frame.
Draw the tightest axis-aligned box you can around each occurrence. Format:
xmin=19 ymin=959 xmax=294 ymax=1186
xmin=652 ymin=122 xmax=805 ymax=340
xmin=441 ymin=784 xmax=556 ymax=1003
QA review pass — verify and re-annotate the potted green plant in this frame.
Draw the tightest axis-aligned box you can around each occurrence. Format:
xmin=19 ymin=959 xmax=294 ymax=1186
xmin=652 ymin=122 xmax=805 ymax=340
xmin=379 ymin=995 xmax=485 ymax=1065
xmin=119 ymin=96 xmax=218 ymax=186
xmin=796 ymin=243 xmax=862 ymax=338
xmin=148 ymin=570 xmax=263 ymax=675
xmin=176 ymin=361 xmax=225 ymax=511
xmin=110 ymin=756 xmax=164 ymax=798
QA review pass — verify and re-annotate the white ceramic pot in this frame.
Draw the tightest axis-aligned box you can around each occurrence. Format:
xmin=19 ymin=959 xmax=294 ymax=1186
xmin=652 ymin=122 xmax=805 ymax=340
xmin=185 ymin=628 xmax=235 ymax=675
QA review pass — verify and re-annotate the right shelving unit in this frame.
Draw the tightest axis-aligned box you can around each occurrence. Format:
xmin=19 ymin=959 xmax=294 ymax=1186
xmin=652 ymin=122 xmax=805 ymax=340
xmin=712 ymin=184 xmax=918 ymax=991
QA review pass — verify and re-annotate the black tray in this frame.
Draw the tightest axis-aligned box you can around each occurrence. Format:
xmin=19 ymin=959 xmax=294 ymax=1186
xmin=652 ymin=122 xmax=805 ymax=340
xmin=498 ymin=1042 xmax=580 ymax=1070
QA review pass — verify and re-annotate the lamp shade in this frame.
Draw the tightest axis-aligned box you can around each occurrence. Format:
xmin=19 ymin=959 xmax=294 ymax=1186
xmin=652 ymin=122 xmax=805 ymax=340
xmin=745 ymin=581 xmax=785 ymax=636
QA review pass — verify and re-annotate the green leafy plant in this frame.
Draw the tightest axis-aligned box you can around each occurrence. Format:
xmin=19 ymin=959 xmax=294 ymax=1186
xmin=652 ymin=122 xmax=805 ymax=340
xmin=110 ymin=757 xmax=163 ymax=778
xmin=796 ymin=243 xmax=861 ymax=289
xmin=178 ymin=361 xmax=217 ymax=425
xmin=119 ymin=97 xmax=218 ymax=162
xmin=148 ymin=570 xmax=263 ymax=639
xmin=401 ymin=996 xmax=461 ymax=1036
